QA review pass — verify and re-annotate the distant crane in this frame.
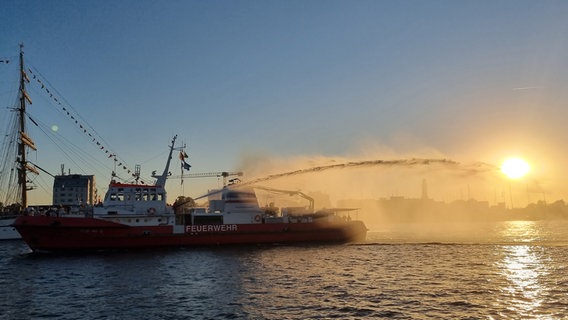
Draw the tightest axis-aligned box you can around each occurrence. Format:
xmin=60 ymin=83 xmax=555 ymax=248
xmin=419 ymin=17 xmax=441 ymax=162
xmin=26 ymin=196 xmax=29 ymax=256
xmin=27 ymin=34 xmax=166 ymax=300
xmin=168 ymin=171 xmax=243 ymax=187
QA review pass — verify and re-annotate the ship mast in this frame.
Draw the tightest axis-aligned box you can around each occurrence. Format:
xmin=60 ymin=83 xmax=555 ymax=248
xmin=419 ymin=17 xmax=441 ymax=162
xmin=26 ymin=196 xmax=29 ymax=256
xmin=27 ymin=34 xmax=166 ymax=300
xmin=154 ymin=135 xmax=177 ymax=187
xmin=17 ymin=44 xmax=34 ymax=212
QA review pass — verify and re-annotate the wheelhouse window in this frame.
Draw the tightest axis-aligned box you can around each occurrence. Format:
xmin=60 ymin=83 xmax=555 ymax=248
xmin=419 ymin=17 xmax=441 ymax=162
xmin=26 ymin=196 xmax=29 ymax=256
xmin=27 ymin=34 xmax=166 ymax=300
xmin=108 ymin=188 xmax=125 ymax=201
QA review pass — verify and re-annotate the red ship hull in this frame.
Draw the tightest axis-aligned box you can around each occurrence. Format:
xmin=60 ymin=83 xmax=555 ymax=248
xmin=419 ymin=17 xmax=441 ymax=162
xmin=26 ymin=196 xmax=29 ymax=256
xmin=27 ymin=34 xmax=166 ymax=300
xmin=13 ymin=216 xmax=367 ymax=252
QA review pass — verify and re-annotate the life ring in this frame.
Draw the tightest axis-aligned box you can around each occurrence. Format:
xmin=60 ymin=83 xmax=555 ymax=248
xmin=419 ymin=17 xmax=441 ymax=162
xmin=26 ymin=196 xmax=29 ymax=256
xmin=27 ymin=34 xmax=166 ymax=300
xmin=254 ymin=215 xmax=261 ymax=222
xmin=147 ymin=207 xmax=156 ymax=215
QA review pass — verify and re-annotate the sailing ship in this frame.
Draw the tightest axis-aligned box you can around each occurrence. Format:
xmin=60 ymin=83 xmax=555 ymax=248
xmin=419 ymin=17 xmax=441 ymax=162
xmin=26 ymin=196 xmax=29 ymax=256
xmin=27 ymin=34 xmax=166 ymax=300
xmin=0 ymin=44 xmax=37 ymax=240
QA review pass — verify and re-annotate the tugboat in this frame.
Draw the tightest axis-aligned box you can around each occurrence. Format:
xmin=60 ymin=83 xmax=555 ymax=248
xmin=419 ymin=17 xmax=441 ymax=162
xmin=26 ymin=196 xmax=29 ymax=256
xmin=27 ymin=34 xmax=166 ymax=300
xmin=13 ymin=136 xmax=367 ymax=252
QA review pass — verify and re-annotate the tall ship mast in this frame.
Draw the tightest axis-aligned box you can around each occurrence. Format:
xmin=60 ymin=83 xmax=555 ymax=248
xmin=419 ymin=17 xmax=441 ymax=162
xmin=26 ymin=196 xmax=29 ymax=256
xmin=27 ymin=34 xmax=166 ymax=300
xmin=18 ymin=44 xmax=29 ymax=210
xmin=0 ymin=44 xmax=37 ymax=213
xmin=16 ymin=44 xmax=37 ymax=212
xmin=0 ymin=44 xmax=37 ymax=240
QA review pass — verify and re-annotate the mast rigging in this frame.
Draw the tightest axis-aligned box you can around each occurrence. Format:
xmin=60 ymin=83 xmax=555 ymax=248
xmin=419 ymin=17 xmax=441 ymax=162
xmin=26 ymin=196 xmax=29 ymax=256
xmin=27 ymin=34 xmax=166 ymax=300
xmin=17 ymin=43 xmax=31 ymax=210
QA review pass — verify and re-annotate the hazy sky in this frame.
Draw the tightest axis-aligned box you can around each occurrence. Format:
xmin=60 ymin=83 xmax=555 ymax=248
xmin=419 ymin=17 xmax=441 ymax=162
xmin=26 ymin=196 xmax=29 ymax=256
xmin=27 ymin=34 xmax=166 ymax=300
xmin=2 ymin=0 xmax=568 ymax=205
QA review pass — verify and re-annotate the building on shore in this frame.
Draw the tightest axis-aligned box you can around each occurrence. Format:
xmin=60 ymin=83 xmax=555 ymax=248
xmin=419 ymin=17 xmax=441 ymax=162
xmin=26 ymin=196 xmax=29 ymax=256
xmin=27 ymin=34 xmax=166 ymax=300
xmin=52 ymin=173 xmax=96 ymax=206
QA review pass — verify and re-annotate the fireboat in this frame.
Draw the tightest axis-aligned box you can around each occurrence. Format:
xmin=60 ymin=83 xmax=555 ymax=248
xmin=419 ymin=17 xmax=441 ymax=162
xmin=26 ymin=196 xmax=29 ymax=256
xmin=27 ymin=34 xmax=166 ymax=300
xmin=13 ymin=136 xmax=367 ymax=252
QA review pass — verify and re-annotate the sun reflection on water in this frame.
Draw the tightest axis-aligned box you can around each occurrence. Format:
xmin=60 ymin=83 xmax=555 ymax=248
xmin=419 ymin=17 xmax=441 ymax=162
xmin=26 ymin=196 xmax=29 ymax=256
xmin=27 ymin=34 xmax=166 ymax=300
xmin=497 ymin=221 xmax=550 ymax=318
xmin=498 ymin=220 xmax=542 ymax=243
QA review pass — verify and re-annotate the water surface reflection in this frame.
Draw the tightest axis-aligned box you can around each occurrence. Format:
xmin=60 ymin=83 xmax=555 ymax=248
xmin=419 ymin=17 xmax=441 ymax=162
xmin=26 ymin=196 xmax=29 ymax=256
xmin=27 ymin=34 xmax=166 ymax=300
xmin=496 ymin=221 xmax=552 ymax=319
xmin=2 ymin=222 xmax=568 ymax=319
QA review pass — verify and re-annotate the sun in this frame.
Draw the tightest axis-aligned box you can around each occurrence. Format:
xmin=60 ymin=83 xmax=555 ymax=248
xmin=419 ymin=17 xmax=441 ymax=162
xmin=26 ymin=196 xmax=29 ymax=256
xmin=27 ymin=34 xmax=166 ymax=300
xmin=501 ymin=157 xmax=530 ymax=179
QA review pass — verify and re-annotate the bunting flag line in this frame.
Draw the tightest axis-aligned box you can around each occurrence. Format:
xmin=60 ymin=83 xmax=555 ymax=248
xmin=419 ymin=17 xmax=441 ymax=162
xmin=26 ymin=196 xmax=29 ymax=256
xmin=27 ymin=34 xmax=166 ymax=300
xmin=25 ymin=66 xmax=137 ymax=179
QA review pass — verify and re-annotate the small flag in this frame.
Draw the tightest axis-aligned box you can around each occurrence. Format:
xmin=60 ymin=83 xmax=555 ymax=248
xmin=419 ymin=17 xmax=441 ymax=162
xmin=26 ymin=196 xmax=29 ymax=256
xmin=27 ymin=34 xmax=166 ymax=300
xmin=179 ymin=151 xmax=189 ymax=160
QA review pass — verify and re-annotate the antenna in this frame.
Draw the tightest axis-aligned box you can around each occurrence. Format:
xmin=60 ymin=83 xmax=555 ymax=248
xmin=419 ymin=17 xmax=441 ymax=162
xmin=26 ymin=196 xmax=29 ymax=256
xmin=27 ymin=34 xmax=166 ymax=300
xmin=134 ymin=164 xmax=141 ymax=183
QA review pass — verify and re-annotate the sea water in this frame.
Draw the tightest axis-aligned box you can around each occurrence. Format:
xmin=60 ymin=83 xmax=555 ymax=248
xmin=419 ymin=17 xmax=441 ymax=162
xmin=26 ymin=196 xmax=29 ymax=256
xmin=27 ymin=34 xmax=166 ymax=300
xmin=1 ymin=220 xmax=567 ymax=319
